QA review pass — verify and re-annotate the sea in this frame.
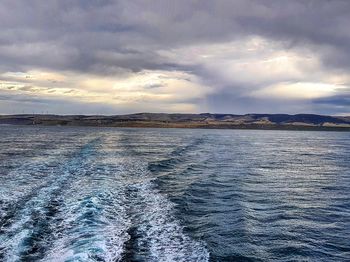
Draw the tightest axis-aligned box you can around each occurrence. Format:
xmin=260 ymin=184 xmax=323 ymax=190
xmin=0 ymin=126 xmax=349 ymax=261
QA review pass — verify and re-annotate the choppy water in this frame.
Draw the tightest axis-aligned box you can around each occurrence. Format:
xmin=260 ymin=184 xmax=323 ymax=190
xmin=0 ymin=126 xmax=349 ymax=262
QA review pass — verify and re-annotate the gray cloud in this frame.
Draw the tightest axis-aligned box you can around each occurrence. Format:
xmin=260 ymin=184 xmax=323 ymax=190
xmin=0 ymin=0 xmax=350 ymax=114
xmin=312 ymin=88 xmax=350 ymax=115
xmin=1 ymin=0 xmax=349 ymax=73
xmin=0 ymin=92 xmax=131 ymax=115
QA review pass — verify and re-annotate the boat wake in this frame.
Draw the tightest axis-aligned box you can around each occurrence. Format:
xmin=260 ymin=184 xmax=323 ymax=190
xmin=0 ymin=135 xmax=209 ymax=262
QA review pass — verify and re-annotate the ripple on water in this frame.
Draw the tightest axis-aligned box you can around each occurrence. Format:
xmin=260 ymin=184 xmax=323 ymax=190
xmin=0 ymin=127 xmax=349 ymax=261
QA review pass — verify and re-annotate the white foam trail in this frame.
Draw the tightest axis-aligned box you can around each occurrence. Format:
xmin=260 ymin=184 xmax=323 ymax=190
xmin=41 ymin=190 xmax=130 ymax=262
xmin=123 ymin=160 xmax=209 ymax=262
xmin=0 ymin=148 xmax=68 ymax=219
xmin=0 ymin=170 xmax=71 ymax=261
xmin=1 ymin=135 xmax=209 ymax=261
xmin=130 ymin=181 xmax=209 ymax=262
xmin=41 ymin=158 xmax=131 ymax=262
xmin=0 ymin=137 xmax=101 ymax=261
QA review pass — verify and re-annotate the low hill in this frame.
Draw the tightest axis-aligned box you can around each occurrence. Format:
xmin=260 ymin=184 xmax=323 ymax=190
xmin=1 ymin=113 xmax=350 ymax=131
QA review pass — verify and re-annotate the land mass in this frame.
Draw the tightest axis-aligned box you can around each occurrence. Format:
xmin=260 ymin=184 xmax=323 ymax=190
xmin=1 ymin=113 xmax=350 ymax=131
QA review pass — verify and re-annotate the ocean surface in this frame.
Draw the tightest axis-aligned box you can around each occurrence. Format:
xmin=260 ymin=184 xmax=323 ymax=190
xmin=0 ymin=126 xmax=349 ymax=262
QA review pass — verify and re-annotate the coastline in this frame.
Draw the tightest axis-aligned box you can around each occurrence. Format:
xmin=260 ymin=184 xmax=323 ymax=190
xmin=1 ymin=113 xmax=350 ymax=132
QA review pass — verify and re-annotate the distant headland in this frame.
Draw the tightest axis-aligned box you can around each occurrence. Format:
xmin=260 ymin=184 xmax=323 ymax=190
xmin=1 ymin=113 xmax=350 ymax=131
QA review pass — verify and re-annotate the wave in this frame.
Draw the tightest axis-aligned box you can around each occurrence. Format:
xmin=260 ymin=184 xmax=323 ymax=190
xmin=0 ymin=135 xmax=209 ymax=261
xmin=0 ymin=137 xmax=102 ymax=261
xmin=125 ymin=180 xmax=209 ymax=261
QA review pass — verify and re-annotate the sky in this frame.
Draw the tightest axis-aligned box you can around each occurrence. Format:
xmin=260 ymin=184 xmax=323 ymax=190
xmin=0 ymin=0 xmax=350 ymax=115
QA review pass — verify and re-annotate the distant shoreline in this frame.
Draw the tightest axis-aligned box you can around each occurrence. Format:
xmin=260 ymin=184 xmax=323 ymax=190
xmin=1 ymin=113 xmax=350 ymax=132
xmin=3 ymin=124 xmax=350 ymax=132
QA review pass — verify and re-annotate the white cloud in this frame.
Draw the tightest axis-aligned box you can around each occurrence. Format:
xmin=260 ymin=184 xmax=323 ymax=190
xmin=251 ymin=82 xmax=347 ymax=99
xmin=0 ymin=69 xmax=212 ymax=113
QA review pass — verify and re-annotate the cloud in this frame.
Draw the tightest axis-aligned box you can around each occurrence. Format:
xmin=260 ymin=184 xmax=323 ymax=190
xmin=0 ymin=69 xmax=212 ymax=114
xmin=1 ymin=0 xmax=350 ymax=114
xmin=251 ymin=82 xmax=347 ymax=100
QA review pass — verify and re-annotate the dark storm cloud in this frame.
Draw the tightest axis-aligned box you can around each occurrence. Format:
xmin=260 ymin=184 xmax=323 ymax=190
xmin=204 ymin=87 xmax=314 ymax=115
xmin=1 ymin=0 xmax=350 ymax=114
xmin=315 ymin=95 xmax=350 ymax=107
xmin=313 ymin=88 xmax=350 ymax=114
xmin=1 ymin=0 xmax=350 ymax=74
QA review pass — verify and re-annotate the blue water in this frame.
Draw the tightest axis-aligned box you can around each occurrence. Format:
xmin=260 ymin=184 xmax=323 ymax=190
xmin=0 ymin=126 xmax=349 ymax=261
